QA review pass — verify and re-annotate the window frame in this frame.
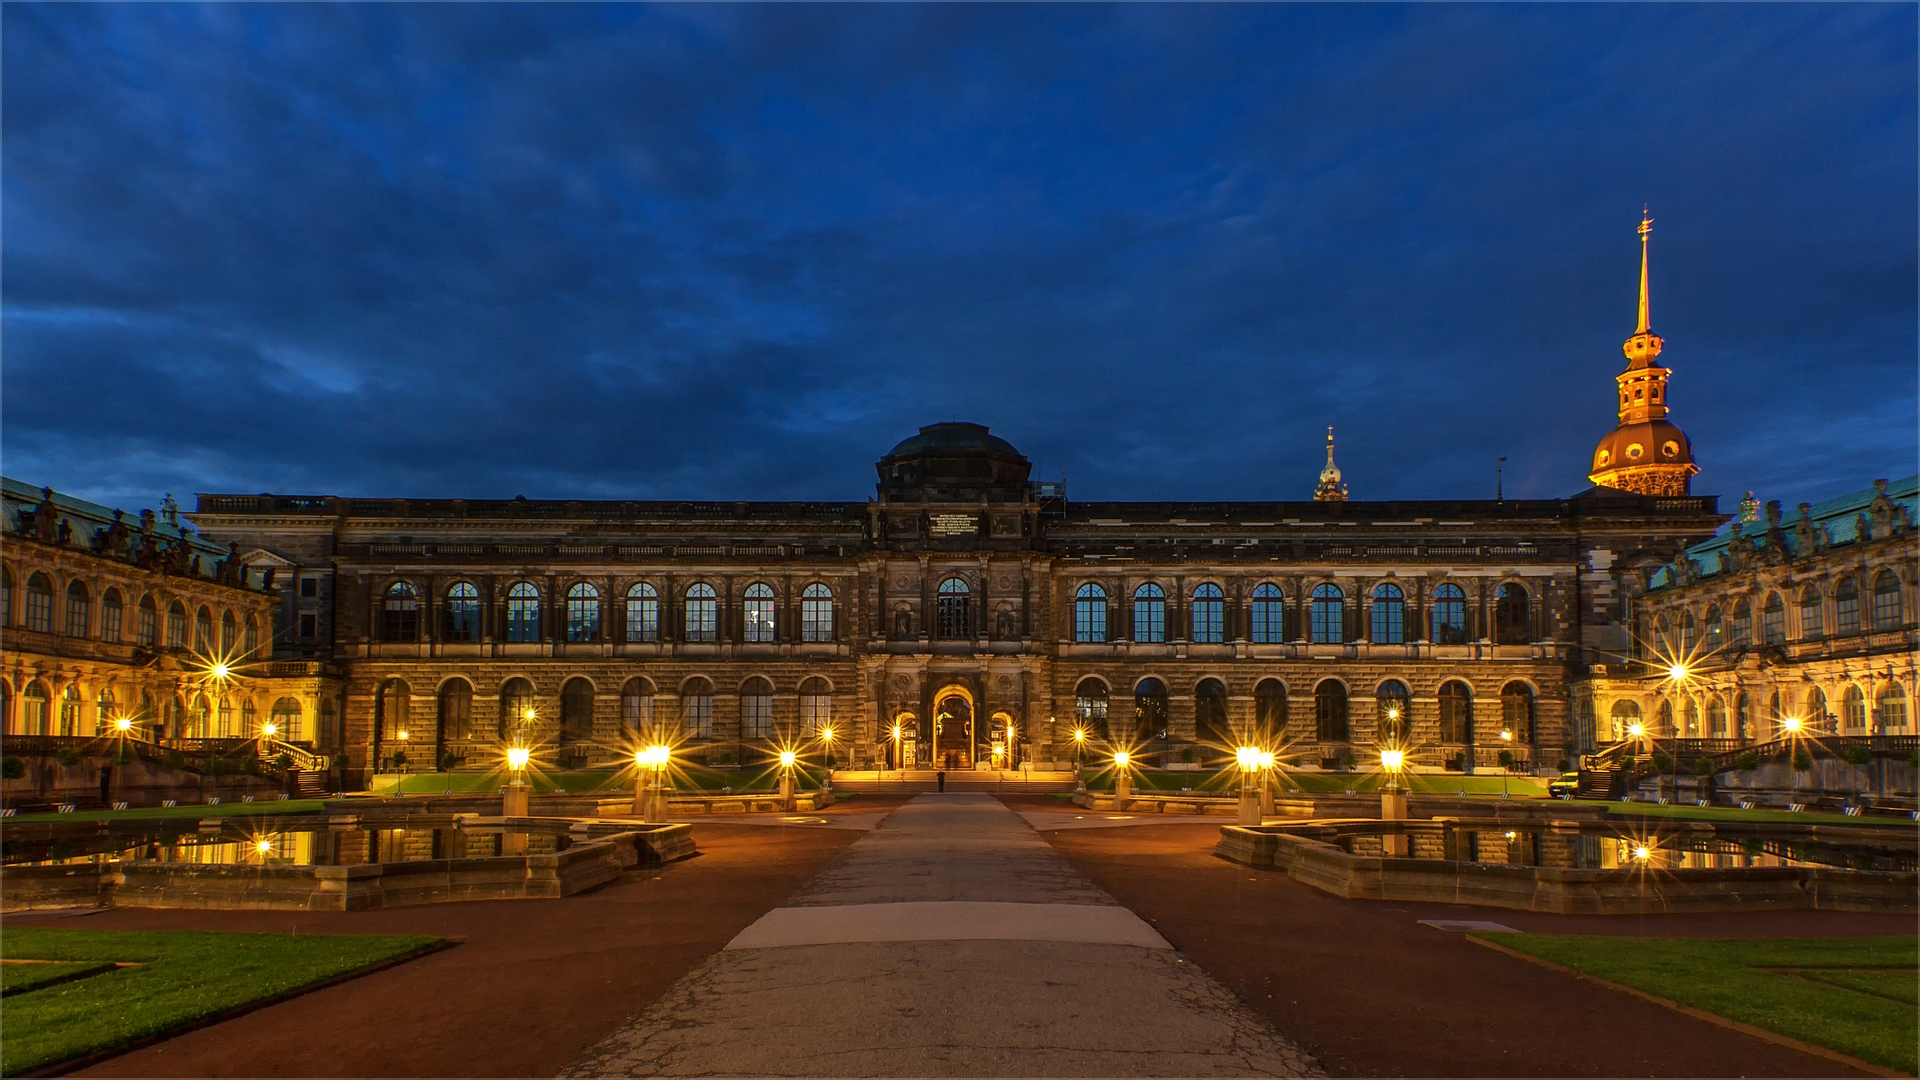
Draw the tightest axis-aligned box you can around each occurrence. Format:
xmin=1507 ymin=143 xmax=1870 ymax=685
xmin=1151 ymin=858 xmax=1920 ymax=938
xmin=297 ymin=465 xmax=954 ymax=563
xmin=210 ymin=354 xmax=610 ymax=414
xmin=1190 ymin=584 xmax=1224 ymax=644
xmin=1249 ymin=583 xmax=1285 ymax=644
xmin=445 ymin=582 xmax=481 ymax=642
xmin=566 ymin=582 xmax=601 ymax=643
xmin=505 ymin=582 xmax=541 ymax=644
xmin=1370 ymin=583 xmax=1405 ymax=644
xmin=743 ymin=583 xmax=777 ymax=644
xmin=1073 ymin=583 xmax=1108 ymax=644
xmin=626 ymin=582 xmax=660 ymax=643
xmin=800 ymin=583 xmax=834 ymax=643
xmin=1309 ymin=583 xmax=1344 ymax=644
xmin=1132 ymin=583 xmax=1166 ymax=644
xmin=684 ymin=583 xmax=719 ymax=643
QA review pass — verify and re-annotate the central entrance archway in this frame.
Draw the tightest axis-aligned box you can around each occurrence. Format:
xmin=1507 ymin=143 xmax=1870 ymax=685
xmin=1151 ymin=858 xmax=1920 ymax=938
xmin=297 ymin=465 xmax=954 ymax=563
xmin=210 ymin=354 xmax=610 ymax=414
xmin=933 ymin=686 xmax=974 ymax=770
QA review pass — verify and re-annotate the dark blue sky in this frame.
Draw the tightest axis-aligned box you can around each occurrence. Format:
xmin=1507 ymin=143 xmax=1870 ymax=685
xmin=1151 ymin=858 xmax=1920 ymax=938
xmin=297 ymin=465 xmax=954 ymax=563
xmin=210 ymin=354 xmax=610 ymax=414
xmin=5 ymin=4 xmax=1914 ymax=512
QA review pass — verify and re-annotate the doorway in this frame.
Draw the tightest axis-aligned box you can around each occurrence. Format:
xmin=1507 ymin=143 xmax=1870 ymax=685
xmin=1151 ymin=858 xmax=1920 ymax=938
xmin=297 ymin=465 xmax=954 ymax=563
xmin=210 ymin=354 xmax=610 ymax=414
xmin=934 ymin=689 xmax=973 ymax=770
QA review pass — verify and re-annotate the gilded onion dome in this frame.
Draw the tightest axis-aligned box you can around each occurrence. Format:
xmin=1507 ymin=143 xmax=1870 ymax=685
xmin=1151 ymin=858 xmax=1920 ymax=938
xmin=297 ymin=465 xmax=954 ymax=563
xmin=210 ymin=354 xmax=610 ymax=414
xmin=1588 ymin=211 xmax=1699 ymax=497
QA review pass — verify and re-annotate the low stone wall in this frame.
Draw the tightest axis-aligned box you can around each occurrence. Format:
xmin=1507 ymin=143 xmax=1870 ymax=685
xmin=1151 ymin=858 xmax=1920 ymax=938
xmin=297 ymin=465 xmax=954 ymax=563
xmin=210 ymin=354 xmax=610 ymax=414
xmin=1080 ymin=791 xmax=1608 ymax=822
xmin=1217 ymin=825 xmax=1916 ymax=914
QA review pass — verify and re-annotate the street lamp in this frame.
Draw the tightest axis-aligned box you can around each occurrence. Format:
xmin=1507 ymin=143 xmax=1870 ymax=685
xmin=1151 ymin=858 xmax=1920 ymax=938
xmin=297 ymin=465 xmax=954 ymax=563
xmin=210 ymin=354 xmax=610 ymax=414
xmin=634 ymin=744 xmax=670 ymax=821
xmin=1379 ymin=748 xmax=1409 ymax=850
xmin=1235 ymin=746 xmax=1261 ymax=825
xmin=502 ymin=745 xmax=532 ymax=852
xmin=1072 ymin=727 xmax=1087 ymax=793
xmin=818 ymin=726 xmax=835 ymax=793
xmin=890 ymin=724 xmax=903 ymax=774
xmin=1499 ymin=729 xmax=1514 ymax=798
xmin=1112 ymin=750 xmax=1132 ymax=811
xmin=778 ymin=748 xmax=799 ymax=811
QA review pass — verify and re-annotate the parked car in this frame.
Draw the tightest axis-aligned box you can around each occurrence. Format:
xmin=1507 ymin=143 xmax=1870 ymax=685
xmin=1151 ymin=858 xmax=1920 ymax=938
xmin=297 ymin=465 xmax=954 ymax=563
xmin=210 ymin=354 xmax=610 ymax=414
xmin=1548 ymin=771 xmax=1580 ymax=799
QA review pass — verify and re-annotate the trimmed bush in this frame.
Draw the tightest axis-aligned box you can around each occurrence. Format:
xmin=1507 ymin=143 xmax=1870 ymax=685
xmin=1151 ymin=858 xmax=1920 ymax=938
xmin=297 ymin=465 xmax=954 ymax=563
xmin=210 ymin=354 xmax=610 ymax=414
xmin=1652 ymin=751 xmax=1675 ymax=773
xmin=1498 ymin=749 xmax=1516 ymax=769
xmin=53 ymin=747 xmax=83 ymax=769
xmin=1792 ymin=749 xmax=1815 ymax=771
xmin=162 ymin=749 xmax=186 ymax=771
xmin=1694 ymin=757 xmax=1716 ymax=776
xmin=1841 ymin=746 xmax=1874 ymax=767
xmin=1736 ymin=751 xmax=1760 ymax=772
xmin=0 ymin=756 xmax=26 ymax=780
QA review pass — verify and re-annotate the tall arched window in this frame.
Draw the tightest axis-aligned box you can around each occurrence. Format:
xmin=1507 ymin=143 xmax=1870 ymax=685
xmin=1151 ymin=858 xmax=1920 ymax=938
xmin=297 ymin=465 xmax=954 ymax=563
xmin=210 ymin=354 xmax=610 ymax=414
xmin=1768 ymin=691 xmax=1784 ymax=741
xmin=1706 ymin=695 xmax=1728 ymax=737
xmin=24 ymin=573 xmax=53 ymax=633
xmin=220 ymin=610 xmax=237 ymax=653
xmin=1505 ymin=676 xmax=1536 ymax=745
xmin=1734 ymin=690 xmax=1750 ymax=740
xmin=740 ymin=676 xmax=774 ymax=738
xmin=272 ymin=696 xmax=304 ymax=742
xmin=436 ymin=682 xmax=470 ymax=745
xmin=95 ymin=688 xmax=115 ymax=736
xmin=1610 ymin=700 xmax=1641 ymax=742
xmin=1133 ymin=678 xmax=1169 ymax=741
xmin=243 ymin=614 xmax=259 ymax=656
xmin=1702 ymin=604 xmax=1723 ymax=650
xmin=1194 ymin=678 xmax=1229 ymax=746
xmin=375 ymin=680 xmax=408 ymax=745
xmin=799 ymin=676 xmax=832 ymax=734
xmin=54 ymin=685 xmax=81 ymax=736
xmin=1876 ymin=683 xmax=1910 ymax=735
xmin=137 ymin=595 xmax=157 ymax=647
xmin=801 ymin=584 xmax=834 ymax=642
xmin=1841 ymin=685 xmax=1868 ymax=733
xmin=1872 ymin=571 xmax=1904 ymax=630
xmin=382 ymin=583 xmax=419 ymax=641
xmin=319 ymin=697 xmax=337 ymax=747
xmin=1805 ymin=686 xmax=1828 ymax=730
xmin=1680 ymin=610 xmax=1697 ymax=654
xmin=1309 ymin=584 xmax=1344 ymax=644
xmin=1255 ymin=679 xmax=1288 ymax=739
xmin=566 ymin=583 xmax=601 ymax=643
xmin=743 ymin=583 xmax=776 ymax=643
xmin=621 ymin=677 xmax=656 ymax=732
xmin=1074 ymin=679 xmax=1110 ymax=741
xmin=195 ymin=607 xmax=214 ymax=653
xmin=498 ymin=677 xmax=536 ymax=738
xmin=1682 ymin=696 xmax=1700 ymax=737
xmin=1074 ymin=583 xmax=1107 ymax=643
xmin=1761 ymin=592 xmax=1785 ymax=645
xmin=560 ymin=678 xmax=595 ymax=745
xmin=1250 ymin=583 xmax=1284 ymax=643
xmin=1728 ymin=600 xmax=1751 ymax=649
xmin=445 ymin=583 xmax=481 ymax=642
xmin=240 ymin=698 xmax=257 ymax=737
xmin=167 ymin=601 xmax=188 ymax=649
xmin=1430 ymin=583 xmax=1467 ymax=644
xmin=1314 ymin=680 xmax=1349 ymax=742
xmin=626 ymin=583 xmax=660 ymax=643
xmin=1656 ymin=697 xmax=1674 ymax=737
xmin=684 ymin=583 xmax=718 ymax=643
xmin=1799 ymin=586 xmax=1824 ymax=639
xmin=0 ymin=567 xmax=10 ymax=626
xmin=21 ymin=681 xmax=50 ymax=735
xmin=682 ymin=678 xmax=715 ymax=738
xmin=65 ymin=581 xmax=90 ymax=638
xmin=937 ymin=578 xmax=972 ymax=639
xmin=1131 ymin=584 xmax=1165 ymax=643
xmin=1834 ymin=578 xmax=1861 ymax=635
xmin=1191 ymin=585 xmax=1224 ymax=644
xmin=1494 ymin=583 xmax=1529 ymax=644
xmin=1375 ymin=681 xmax=1411 ymax=746
xmin=1438 ymin=681 xmax=1472 ymax=745
xmin=506 ymin=583 xmax=541 ymax=643
xmin=101 ymin=589 xmax=124 ymax=643
xmin=1370 ymin=584 xmax=1405 ymax=644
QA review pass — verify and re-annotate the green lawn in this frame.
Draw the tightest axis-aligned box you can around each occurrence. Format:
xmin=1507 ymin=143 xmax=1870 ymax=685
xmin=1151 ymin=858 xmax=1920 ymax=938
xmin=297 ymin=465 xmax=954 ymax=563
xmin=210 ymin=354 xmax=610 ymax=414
xmin=7 ymin=799 xmax=326 ymax=824
xmin=0 ymin=929 xmax=442 ymax=1075
xmin=1597 ymin=801 xmax=1909 ymax=828
xmin=1474 ymin=934 xmax=1918 ymax=1075
xmin=1 ymin=960 xmax=115 ymax=995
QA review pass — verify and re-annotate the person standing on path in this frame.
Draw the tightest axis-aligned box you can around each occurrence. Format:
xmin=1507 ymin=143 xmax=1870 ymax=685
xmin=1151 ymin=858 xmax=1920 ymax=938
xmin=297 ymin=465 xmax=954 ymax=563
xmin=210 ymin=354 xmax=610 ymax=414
xmin=935 ymin=768 xmax=946 ymax=792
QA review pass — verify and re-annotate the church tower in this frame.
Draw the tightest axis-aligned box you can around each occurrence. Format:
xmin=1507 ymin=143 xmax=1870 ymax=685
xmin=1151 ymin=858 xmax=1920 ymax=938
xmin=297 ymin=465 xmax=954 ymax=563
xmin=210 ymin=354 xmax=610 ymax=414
xmin=1313 ymin=426 xmax=1348 ymax=501
xmin=1588 ymin=211 xmax=1699 ymax=496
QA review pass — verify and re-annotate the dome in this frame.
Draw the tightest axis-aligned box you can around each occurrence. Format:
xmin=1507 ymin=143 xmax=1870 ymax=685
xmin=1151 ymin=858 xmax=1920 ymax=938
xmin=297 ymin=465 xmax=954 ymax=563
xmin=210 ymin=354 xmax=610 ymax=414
xmin=877 ymin=423 xmax=1032 ymax=501
xmin=883 ymin=423 xmax=1023 ymax=460
xmin=1590 ymin=420 xmax=1694 ymax=474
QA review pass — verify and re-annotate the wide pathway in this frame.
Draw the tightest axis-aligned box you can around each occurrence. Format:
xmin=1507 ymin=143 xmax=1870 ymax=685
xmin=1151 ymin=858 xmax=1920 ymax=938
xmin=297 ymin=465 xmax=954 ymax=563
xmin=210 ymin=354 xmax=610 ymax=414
xmin=563 ymin=794 xmax=1320 ymax=1078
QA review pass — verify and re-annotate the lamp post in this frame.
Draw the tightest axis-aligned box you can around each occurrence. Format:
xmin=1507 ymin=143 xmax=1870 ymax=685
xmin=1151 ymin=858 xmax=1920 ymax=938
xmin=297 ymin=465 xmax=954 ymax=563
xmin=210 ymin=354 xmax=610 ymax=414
xmin=818 ymin=726 xmax=835 ymax=794
xmin=634 ymin=744 xmax=671 ymax=821
xmin=1112 ymin=750 xmax=1131 ymax=812
xmin=1235 ymin=746 xmax=1261 ymax=826
xmin=1499 ymin=729 xmax=1514 ymax=798
xmin=779 ymin=749 xmax=798 ymax=812
xmin=1072 ymin=728 xmax=1087 ymax=794
xmin=1379 ymin=748 xmax=1408 ymax=855
xmin=502 ymin=745 xmax=532 ymax=854
xmin=1258 ymin=750 xmax=1276 ymax=818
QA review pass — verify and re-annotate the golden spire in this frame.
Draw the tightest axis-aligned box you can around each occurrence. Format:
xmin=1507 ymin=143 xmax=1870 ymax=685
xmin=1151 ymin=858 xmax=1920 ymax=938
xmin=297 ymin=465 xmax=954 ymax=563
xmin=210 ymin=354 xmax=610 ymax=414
xmin=1313 ymin=425 xmax=1348 ymax=501
xmin=1635 ymin=207 xmax=1653 ymax=334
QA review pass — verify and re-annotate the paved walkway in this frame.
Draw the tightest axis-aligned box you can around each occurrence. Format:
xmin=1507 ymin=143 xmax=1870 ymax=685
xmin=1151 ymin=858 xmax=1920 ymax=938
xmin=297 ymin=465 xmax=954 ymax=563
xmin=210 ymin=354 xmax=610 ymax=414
xmin=563 ymin=794 xmax=1320 ymax=1078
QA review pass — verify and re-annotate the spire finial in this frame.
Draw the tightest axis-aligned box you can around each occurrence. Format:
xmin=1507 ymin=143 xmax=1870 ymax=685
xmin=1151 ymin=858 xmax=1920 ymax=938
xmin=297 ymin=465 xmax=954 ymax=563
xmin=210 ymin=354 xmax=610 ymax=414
xmin=1314 ymin=425 xmax=1348 ymax=501
xmin=1635 ymin=207 xmax=1653 ymax=335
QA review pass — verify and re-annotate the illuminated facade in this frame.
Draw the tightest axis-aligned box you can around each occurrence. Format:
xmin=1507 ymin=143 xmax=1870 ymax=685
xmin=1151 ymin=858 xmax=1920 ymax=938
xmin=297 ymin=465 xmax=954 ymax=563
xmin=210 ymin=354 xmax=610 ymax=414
xmin=1588 ymin=213 xmax=1700 ymax=497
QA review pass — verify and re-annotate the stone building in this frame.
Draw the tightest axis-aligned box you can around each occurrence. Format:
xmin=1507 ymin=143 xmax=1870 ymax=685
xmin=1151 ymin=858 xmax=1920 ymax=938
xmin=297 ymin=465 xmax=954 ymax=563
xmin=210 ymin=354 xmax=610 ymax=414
xmin=1586 ymin=475 xmax=1918 ymax=744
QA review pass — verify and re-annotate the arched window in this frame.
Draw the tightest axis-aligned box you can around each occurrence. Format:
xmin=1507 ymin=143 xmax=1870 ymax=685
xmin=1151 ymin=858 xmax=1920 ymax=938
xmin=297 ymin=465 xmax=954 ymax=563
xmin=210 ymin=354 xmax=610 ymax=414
xmin=1682 ymin=696 xmax=1700 ymax=737
xmin=0 ymin=567 xmax=10 ymax=626
xmin=1876 ymin=683 xmax=1910 ymax=735
xmin=566 ymin=583 xmax=601 ymax=643
xmin=380 ymin=583 xmax=419 ymax=642
xmin=1133 ymin=678 xmax=1169 ymax=741
xmin=96 ymin=688 xmax=115 ymax=736
xmin=137 ymin=595 xmax=158 ymax=647
xmin=1768 ymin=691 xmax=1784 ymax=740
xmin=799 ymin=676 xmax=832 ymax=734
xmin=1656 ymin=697 xmax=1674 ymax=737
xmin=682 ymin=678 xmax=715 ymax=738
xmin=801 ymin=584 xmax=834 ymax=642
xmin=1703 ymin=604 xmax=1723 ymax=650
xmin=272 ymin=697 xmax=303 ymax=742
xmin=374 ymin=680 xmax=407 ymax=744
xmin=101 ymin=589 xmax=124 ymax=644
xmin=625 ymin=583 xmax=659 ymax=643
xmin=621 ymin=677 xmax=656 ymax=733
xmin=21 ymin=681 xmax=50 ymax=735
xmin=1370 ymin=584 xmax=1405 ymax=644
xmin=1834 ymin=578 xmax=1861 ymax=635
xmin=1872 ymin=571 xmax=1904 ymax=630
xmin=436 ymin=683 xmax=470 ymax=745
xmin=240 ymin=698 xmax=257 ymax=737
xmin=1249 ymin=583 xmax=1285 ymax=643
xmin=186 ymin=693 xmax=210 ymax=738
xmin=1131 ymin=584 xmax=1165 ymax=643
xmin=53 ymin=685 xmax=79 ymax=735
xmin=1799 ymin=586 xmax=1824 ymax=639
xmin=560 ymin=678 xmax=595 ymax=745
xmin=684 ymin=583 xmax=718 ymax=643
xmin=1805 ymin=686 xmax=1828 ymax=730
xmin=1074 ymin=679 xmax=1110 ymax=741
xmin=1761 ymin=592 xmax=1785 ymax=645
xmin=1841 ymin=685 xmax=1868 ymax=734
xmin=1430 ymin=583 xmax=1468 ymax=644
xmin=1255 ymin=679 xmax=1288 ymax=739
xmin=1705 ymin=695 xmax=1727 ymax=737
xmin=937 ymin=577 xmax=972 ymax=639
xmin=24 ymin=573 xmax=53 ymax=633
xmin=1729 ymin=600 xmax=1751 ymax=649
xmin=1375 ymin=681 xmax=1411 ymax=746
xmin=1494 ymin=583 xmax=1529 ymax=645
xmin=1438 ymin=681 xmax=1472 ymax=744
xmin=243 ymin=614 xmax=259 ymax=656
xmin=319 ymin=697 xmax=338 ymax=747
xmin=1194 ymin=678 xmax=1229 ymax=746
xmin=220 ymin=610 xmax=237 ymax=653
xmin=743 ymin=583 xmax=776 ymax=643
xmin=445 ymin=583 xmax=481 ymax=642
xmin=1735 ymin=689 xmax=1750 ymax=740
xmin=65 ymin=581 xmax=90 ymax=638
xmin=1074 ymin=583 xmax=1108 ymax=643
xmin=1314 ymin=680 xmax=1349 ymax=742
xmin=167 ymin=601 xmax=188 ymax=649
xmin=740 ymin=676 xmax=774 ymax=738
xmin=1191 ymin=585 xmax=1224 ymax=644
xmin=1680 ymin=610 xmax=1698 ymax=654
xmin=195 ymin=607 xmax=214 ymax=653
xmin=1309 ymin=584 xmax=1344 ymax=644
xmin=506 ymin=583 xmax=541 ymax=643
xmin=1610 ymin=700 xmax=1641 ymax=742
xmin=498 ymin=678 xmax=536 ymax=739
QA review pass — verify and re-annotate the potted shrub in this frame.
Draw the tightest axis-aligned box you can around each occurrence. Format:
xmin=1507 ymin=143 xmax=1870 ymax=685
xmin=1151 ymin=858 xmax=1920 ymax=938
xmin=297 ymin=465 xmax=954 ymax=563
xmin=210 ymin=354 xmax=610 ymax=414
xmin=1735 ymin=751 xmax=1760 ymax=772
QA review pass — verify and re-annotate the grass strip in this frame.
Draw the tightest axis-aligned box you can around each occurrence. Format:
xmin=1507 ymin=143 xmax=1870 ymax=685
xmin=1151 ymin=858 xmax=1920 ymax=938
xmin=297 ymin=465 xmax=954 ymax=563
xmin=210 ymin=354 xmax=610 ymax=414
xmin=7 ymin=800 xmax=326 ymax=824
xmin=0 ymin=961 xmax=116 ymax=996
xmin=0 ymin=928 xmax=442 ymax=1075
xmin=1472 ymin=934 xmax=1917 ymax=1076
xmin=1599 ymin=801 xmax=1907 ymax=828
